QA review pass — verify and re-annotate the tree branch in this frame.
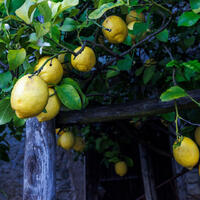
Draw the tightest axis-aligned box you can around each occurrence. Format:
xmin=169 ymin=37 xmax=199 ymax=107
xmin=102 ymin=14 xmax=173 ymax=68
xmin=57 ymin=89 xmax=200 ymax=125
xmin=0 ymin=61 xmax=9 ymax=70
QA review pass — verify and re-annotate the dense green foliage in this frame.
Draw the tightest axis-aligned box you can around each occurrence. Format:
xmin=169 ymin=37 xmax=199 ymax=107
xmin=0 ymin=0 xmax=200 ymax=166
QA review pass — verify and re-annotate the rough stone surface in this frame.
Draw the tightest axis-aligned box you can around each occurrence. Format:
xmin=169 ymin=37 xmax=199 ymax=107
xmin=0 ymin=133 xmax=85 ymax=200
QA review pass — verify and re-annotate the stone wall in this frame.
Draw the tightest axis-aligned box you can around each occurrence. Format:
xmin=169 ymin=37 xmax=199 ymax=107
xmin=0 ymin=134 xmax=85 ymax=200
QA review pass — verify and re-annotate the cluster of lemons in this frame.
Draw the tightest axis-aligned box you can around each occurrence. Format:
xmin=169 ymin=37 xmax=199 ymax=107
xmin=11 ymin=57 xmax=63 ymax=121
xmin=10 ymin=10 xmax=145 ymax=121
xmin=173 ymin=127 xmax=200 ymax=170
xmin=102 ymin=10 xmax=145 ymax=44
xmin=56 ymin=128 xmax=85 ymax=152
xmin=10 ymin=48 xmax=96 ymax=121
xmin=10 ymin=10 xmax=157 ymax=177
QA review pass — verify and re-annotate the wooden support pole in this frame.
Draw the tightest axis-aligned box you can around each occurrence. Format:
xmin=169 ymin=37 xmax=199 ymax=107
xmin=57 ymin=89 xmax=200 ymax=125
xmin=139 ymin=144 xmax=157 ymax=200
xmin=23 ymin=118 xmax=56 ymax=200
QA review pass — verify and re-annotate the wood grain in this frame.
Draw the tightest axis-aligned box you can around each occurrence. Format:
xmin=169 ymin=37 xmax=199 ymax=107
xmin=23 ymin=118 xmax=56 ymax=200
xmin=57 ymin=89 xmax=200 ymax=125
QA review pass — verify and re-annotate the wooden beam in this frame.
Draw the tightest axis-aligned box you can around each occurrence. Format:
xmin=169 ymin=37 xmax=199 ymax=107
xmin=23 ymin=118 xmax=56 ymax=200
xmin=57 ymin=89 xmax=200 ymax=125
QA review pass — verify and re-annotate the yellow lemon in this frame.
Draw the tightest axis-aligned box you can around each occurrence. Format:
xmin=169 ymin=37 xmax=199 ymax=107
xmin=144 ymin=58 xmax=157 ymax=67
xmin=73 ymin=136 xmax=85 ymax=152
xmin=36 ymin=88 xmax=61 ymax=122
xmin=102 ymin=16 xmax=128 ymax=44
xmin=115 ymin=161 xmax=128 ymax=176
xmin=194 ymin=127 xmax=200 ymax=146
xmin=15 ymin=110 xmax=25 ymax=119
xmin=11 ymin=74 xmax=49 ymax=119
xmin=34 ymin=56 xmax=63 ymax=86
xmin=126 ymin=10 xmax=145 ymax=24
xmin=71 ymin=46 xmax=96 ymax=72
xmin=58 ymin=53 xmax=65 ymax=64
xmin=59 ymin=131 xmax=75 ymax=150
xmin=173 ymin=136 xmax=199 ymax=170
xmin=56 ymin=128 xmax=65 ymax=135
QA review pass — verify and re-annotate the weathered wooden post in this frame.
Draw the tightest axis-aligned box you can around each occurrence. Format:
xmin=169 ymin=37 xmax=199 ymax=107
xmin=139 ymin=144 xmax=157 ymax=200
xmin=23 ymin=118 xmax=56 ymax=200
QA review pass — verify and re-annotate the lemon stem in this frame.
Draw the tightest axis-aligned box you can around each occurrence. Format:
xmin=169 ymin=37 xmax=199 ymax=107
xmin=29 ymin=53 xmax=64 ymax=78
xmin=175 ymin=101 xmax=180 ymax=138
xmin=187 ymin=94 xmax=200 ymax=107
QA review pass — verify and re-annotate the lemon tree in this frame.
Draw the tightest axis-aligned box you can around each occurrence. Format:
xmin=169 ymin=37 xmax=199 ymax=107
xmin=0 ymin=0 xmax=199 ymax=175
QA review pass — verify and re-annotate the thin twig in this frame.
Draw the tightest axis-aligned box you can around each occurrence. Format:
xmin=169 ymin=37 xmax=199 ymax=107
xmin=29 ymin=53 xmax=60 ymax=78
xmin=73 ymin=41 xmax=87 ymax=59
xmin=179 ymin=116 xmax=200 ymax=126
xmin=0 ymin=61 xmax=9 ymax=70
xmin=164 ymin=45 xmax=177 ymax=85
xmin=44 ymin=36 xmax=75 ymax=55
xmin=103 ymin=15 xmax=173 ymax=68
xmin=150 ymin=0 xmax=172 ymax=15
xmin=75 ymin=1 xmax=90 ymax=19
xmin=85 ymin=40 xmax=120 ymax=57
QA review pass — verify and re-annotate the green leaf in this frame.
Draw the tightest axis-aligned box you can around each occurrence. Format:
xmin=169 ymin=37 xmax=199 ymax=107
xmin=178 ymin=11 xmax=200 ymax=27
xmin=124 ymin=156 xmax=134 ymax=167
xmin=190 ymin=0 xmax=200 ymax=13
xmin=123 ymin=34 xmax=133 ymax=46
xmin=161 ymin=112 xmax=175 ymax=122
xmin=0 ymin=71 xmax=12 ymax=89
xmin=37 ymin=1 xmax=52 ymax=22
xmin=156 ymin=29 xmax=168 ymax=42
xmin=51 ymin=25 xmax=60 ymax=43
xmin=61 ymin=78 xmax=88 ymax=108
xmin=182 ymin=60 xmax=200 ymax=73
xmin=60 ymin=0 xmax=79 ymax=12
xmin=89 ymin=0 xmax=125 ymax=19
xmin=8 ymin=48 xmax=26 ymax=70
xmin=117 ymin=55 xmax=132 ymax=71
xmin=143 ymin=66 xmax=155 ymax=84
xmin=106 ymin=66 xmax=120 ymax=78
xmin=13 ymin=115 xmax=26 ymax=127
xmin=184 ymin=36 xmax=195 ymax=47
xmin=160 ymin=86 xmax=188 ymax=102
xmin=184 ymin=67 xmax=195 ymax=81
xmin=52 ymin=0 xmax=79 ymax=18
xmin=69 ymin=8 xmax=80 ymax=17
xmin=0 ymin=98 xmax=14 ymax=125
xmin=135 ymin=66 xmax=144 ymax=76
xmin=15 ymin=0 xmax=36 ymax=24
xmin=166 ymin=60 xmax=179 ymax=68
xmin=108 ymin=157 xmax=120 ymax=163
xmin=61 ymin=78 xmax=81 ymax=91
xmin=55 ymin=84 xmax=82 ymax=110
xmin=34 ymin=22 xmax=51 ymax=38
xmin=98 ymin=0 xmax=114 ymax=7
xmin=132 ymin=22 xmax=147 ymax=36
xmin=59 ymin=18 xmax=78 ymax=32
xmin=129 ymin=0 xmax=138 ymax=6
xmin=9 ymin=0 xmax=25 ymax=14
